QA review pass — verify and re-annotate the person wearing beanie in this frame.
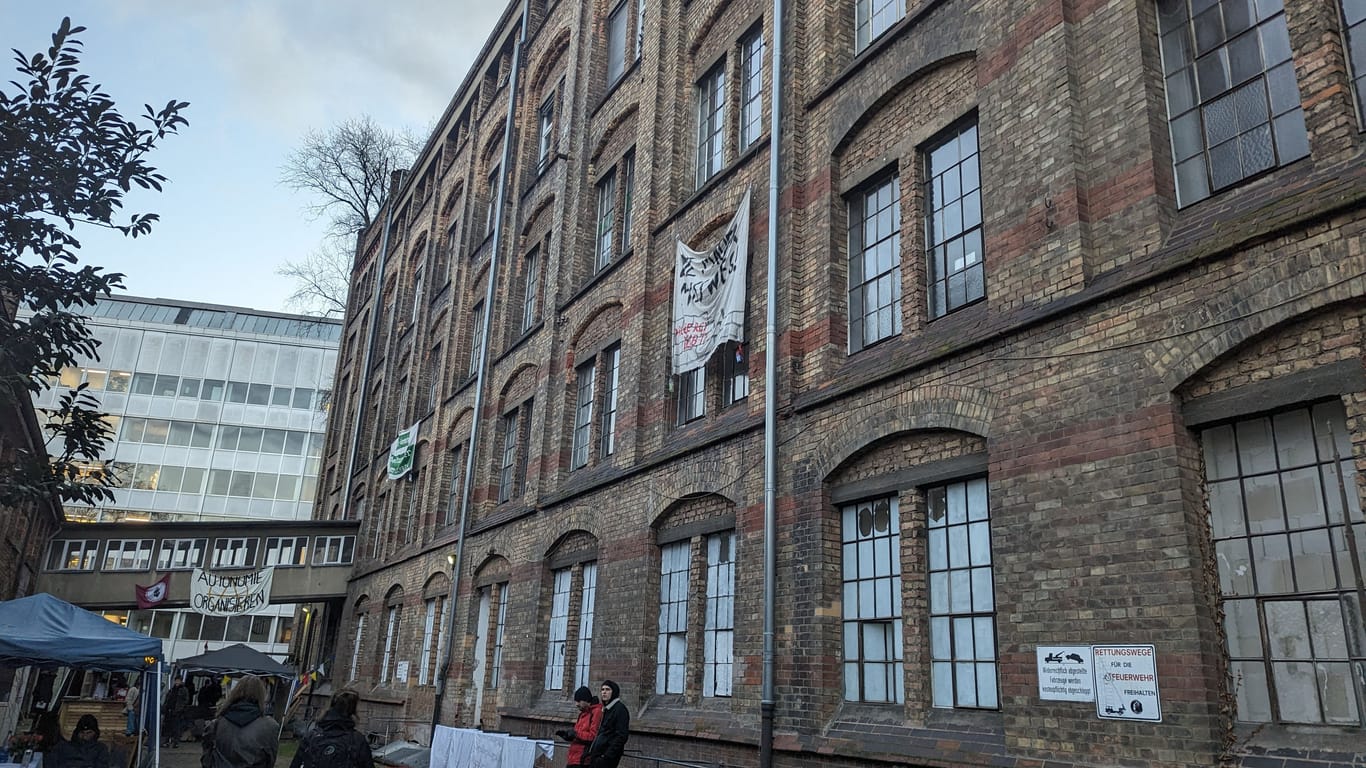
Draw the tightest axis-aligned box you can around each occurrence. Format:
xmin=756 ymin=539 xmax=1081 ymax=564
xmin=555 ymin=686 xmax=602 ymax=767
xmin=48 ymin=714 xmax=113 ymax=768
xmin=586 ymin=680 xmax=629 ymax=768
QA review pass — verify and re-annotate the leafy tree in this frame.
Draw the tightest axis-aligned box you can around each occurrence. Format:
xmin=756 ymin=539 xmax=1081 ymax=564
xmin=278 ymin=115 xmax=421 ymax=316
xmin=0 ymin=17 xmax=188 ymax=507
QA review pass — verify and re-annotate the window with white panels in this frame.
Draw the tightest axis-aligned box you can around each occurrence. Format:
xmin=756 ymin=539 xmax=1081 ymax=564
xmin=312 ymin=536 xmax=356 ymax=565
xmin=841 ymin=496 xmax=904 ymax=704
xmin=657 ymin=541 xmax=690 ymax=694
xmin=349 ymin=614 xmax=366 ymax=682
xmin=102 ymin=539 xmax=154 ymax=572
xmin=696 ymin=63 xmax=726 ymax=188
xmin=545 ymin=568 xmax=572 ymax=690
xmin=491 ymin=584 xmax=510 ymax=688
xmin=157 ymin=538 xmax=207 ymax=571
xmin=927 ymin=477 xmax=998 ymax=709
xmin=211 ymin=537 xmax=258 ymax=569
xmin=848 ymin=173 xmax=901 ymax=352
xmin=1201 ymin=400 xmax=1366 ymax=726
xmin=855 ymin=0 xmax=904 ymax=52
xmin=380 ymin=605 xmax=401 ymax=684
xmin=264 ymin=537 xmax=308 ymax=567
xmin=739 ymin=28 xmax=766 ymax=150
xmin=576 ymin=562 xmax=598 ymax=690
xmin=703 ymin=532 xmax=737 ymax=697
xmin=1156 ymin=0 xmax=1309 ymax=205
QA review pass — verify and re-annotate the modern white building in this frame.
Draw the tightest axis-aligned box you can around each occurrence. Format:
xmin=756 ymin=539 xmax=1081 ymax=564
xmin=32 ymin=295 xmax=341 ymax=663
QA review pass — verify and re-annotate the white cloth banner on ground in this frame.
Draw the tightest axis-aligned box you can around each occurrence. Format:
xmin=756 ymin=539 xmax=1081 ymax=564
xmin=189 ymin=567 xmax=274 ymax=616
xmin=430 ymin=726 xmax=554 ymax=768
xmin=672 ymin=187 xmax=751 ymax=373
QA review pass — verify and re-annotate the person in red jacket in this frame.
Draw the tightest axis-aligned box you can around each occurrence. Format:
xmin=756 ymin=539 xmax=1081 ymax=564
xmin=555 ymin=686 xmax=602 ymax=766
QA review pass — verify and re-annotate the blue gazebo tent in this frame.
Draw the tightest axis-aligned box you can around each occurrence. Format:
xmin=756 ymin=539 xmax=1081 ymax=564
xmin=0 ymin=594 xmax=164 ymax=768
xmin=0 ymin=594 xmax=163 ymax=670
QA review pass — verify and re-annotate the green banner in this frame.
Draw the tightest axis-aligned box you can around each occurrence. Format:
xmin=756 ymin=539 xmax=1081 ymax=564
xmin=387 ymin=422 xmax=420 ymax=479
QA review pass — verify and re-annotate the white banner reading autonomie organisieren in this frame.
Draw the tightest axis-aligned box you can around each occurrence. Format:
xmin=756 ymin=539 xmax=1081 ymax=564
xmin=672 ymin=188 xmax=751 ymax=373
xmin=191 ymin=567 xmax=274 ymax=616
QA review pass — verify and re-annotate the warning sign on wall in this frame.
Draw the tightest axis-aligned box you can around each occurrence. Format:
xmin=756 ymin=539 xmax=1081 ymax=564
xmin=1036 ymin=646 xmax=1095 ymax=702
xmin=1093 ymin=644 xmax=1161 ymax=721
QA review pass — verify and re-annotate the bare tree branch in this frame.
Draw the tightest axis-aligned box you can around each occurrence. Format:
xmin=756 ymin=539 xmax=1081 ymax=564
xmin=279 ymin=115 xmax=418 ymax=238
xmin=276 ymin=238 xmax=354 ymax=318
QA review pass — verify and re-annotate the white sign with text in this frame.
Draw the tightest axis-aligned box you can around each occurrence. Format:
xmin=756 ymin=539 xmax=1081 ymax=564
xmin=1036 ymin=646 xmax=1095 ymax=702
xmin=1093 ymin=644 xmax=1161 ymax=721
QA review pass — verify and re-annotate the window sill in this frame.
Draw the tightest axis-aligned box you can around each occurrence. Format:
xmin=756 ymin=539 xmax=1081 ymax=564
xmin=1231 ymin=723 xmax=1366 ymax=762
xmin=495 ymin=320 xmax=545 ymax=365
xmin=591 ymin=59 xmax=642 ymax=122
xmin=556 ymin=248 xmax=633 ymax=315
xmin=652 ymin=135 xmax=770 ymax=238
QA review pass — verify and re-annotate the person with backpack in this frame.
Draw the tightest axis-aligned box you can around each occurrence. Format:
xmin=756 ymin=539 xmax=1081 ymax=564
xmin=554 ymin=686 xmax=602 ymax=767
xmin=289 ymin=689 xmax=372 ymax=768
xmin=201 ymin=675 xmax=279 ymax=768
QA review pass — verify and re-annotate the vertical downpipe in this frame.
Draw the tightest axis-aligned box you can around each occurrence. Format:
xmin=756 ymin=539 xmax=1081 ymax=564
xmin=432 ymin=0 xmax=531 ymax=734
xmin=761 ymin=0 xmax=784 ymax=766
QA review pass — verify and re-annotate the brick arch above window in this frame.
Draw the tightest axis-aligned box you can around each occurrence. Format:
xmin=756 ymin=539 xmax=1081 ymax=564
xmin=353 ymin=594 xmax=370 ymax=614
xmin=651 ymin=492 xmax=737 ymax=543
xmin=441 ymin=181 xmax=465 ymax=218
xmin=812 ymin=389 xmax=997 ymax=483
xmin=568 ymin=302 xmax=624 ymax=359
xmin=383 ymin=584 xmax=405 ymax=607
xmin=826 ymin=429 xmax=987 ymax=504
xmin=472 ymin=553 xmax=512 ymax=587
xmin=520 ymin=193 xmax=558 ymax=239
xmin=588 ymin=102 xmax=640 ymax=167
xmin=422 ymin=571 xmax=451 ymax=599
xmin=444 ymin=407 xmax=474 ymax=448
xmin=545 ymin=529 xmax=600 ymax=568
xmin=685 ymin=0 xmax=739 ymax=57
xmin=496 ymin=362 xmax=540 ymax=410
xmin=829 ymin=52 xmax=977 ymax=158
xmin=527 ymin=28 xmax=572 ymax=96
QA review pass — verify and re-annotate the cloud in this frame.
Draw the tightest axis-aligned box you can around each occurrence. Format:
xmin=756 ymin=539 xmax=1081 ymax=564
xmin=184 ymin=0 xmax=507 ymax=138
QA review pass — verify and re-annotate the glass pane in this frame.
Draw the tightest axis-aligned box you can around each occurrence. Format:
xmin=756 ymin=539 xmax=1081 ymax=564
xmin=931 ymin=617 xmax=950 ymax=660
xmin=1243 ymin=474 xmax=1284 ymax=533
xmin=1203 ymin=425 xmax=1238 ymax=480
xmin=971 ymin=567 xmax=995 ymax=612
xmin=1209 ymin=479 xmax=1246 ymax=538
xmin=1272 ymin=409 xmax=1315 ymax=467
xmin=1223 ymin=598 xmax=1263 ymax=657
xmin=1252 ymin=534 xmax=1293 ymax=593
xmin=950 ymin=570 xmax=971 ymax=612
xmin=976 ymin=663 xmax=998 ymax=708
xmin=1281 ymin=467 xmax=1326 ymax=529
xmin=1230 ymin=660 xmax=1272 ymax=722
xmin=932 ymin=662 xmax=953 ymax=707
xmin=1272 ymin=661 xmax=1323 ymax=723
xmin=1290 ymin=530 xmax=1335 ymax=592
xmin=1265 ymin=601 xmax=1310 ymax=658
xmin=1318 ymin=662 xmax=1360 ymax=724
xmin=1306 ymin=600 xmax=1348 ymax=657
xmin=1237 ymin=418 xmax=1277 ymax=474
xmin=1216 ymin=538 xmax=1254 ymax=595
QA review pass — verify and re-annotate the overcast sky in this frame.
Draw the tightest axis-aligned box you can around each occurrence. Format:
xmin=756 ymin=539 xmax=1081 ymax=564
xmin=6 ymin=0 xmax=504 ymax=314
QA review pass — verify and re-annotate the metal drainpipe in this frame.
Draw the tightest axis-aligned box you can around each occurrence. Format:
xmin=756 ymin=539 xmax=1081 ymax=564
xmin=761 ymin=0 xmax=784 ymax=766
xmin=432 ymin=0 xmax=531 ymax=733
xmin=342 ymin=176 xmax=405 ymax=521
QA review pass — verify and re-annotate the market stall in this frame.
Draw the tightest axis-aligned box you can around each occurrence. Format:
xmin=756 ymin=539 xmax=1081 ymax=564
xmin=0 ymin=594 xmax=163 ymax=768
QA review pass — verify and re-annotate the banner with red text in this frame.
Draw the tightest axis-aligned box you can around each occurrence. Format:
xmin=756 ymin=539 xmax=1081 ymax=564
xmin=672 ymin=188 xmax=750 ymax=373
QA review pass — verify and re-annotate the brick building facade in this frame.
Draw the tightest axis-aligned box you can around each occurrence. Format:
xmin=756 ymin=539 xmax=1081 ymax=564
xmin=316 ymin=0 xmax=1366 ymax=766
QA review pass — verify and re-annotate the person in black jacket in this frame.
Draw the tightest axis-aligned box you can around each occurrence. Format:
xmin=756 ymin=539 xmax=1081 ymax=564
xmin=48 ymin=715 xmax=113 ymax=768
xmin=201 ymin=675 xmax=279 ymax=768
xmin=586 ymin=680 xmax=629 ymax=768
xmin=290 ymin=689 xmax=373 ymax=768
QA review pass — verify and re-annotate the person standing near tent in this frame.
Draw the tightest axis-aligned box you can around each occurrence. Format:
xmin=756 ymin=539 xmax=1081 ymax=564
xmin=289 ymin=689 xmax=371 ymax=768
xmin=123 ymin=680 xmax=141 ymax=736
xmin=201 ymin=675 xmax=279 ymax=768
xmin=162 ymin=679 xmax=191 ymax=748
xmin=49 ymin=714 xmax=113 ymax=768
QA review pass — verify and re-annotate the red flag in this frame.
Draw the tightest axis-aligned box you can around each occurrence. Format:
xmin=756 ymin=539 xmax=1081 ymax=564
xmin=135 ymin=574 xmax=170 ymax=609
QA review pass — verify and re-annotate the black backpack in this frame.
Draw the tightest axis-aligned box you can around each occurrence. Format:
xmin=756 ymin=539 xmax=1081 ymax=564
xmin=300 ymin=726 xmax=361 ymax=768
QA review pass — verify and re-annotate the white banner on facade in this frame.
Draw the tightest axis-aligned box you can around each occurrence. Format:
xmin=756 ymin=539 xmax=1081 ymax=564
xmin=387 ymin=422 xmax=420 ymax=480
xmin=190 ymin=567 xmax=274 ymax=616
xmin=672 ymin=188 xmax=751 ymax=373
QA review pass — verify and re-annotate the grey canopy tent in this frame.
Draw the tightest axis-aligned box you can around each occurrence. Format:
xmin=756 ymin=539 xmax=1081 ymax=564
xmin=0 ymin=593 xmax=164 ymax=768
xmin=172 ymin=644 xmax=293 ymax=678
